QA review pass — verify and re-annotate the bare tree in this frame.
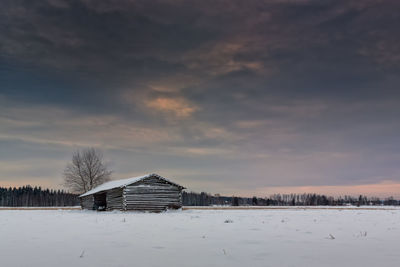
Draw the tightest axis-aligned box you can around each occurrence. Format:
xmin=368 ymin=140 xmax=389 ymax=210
xmin=63 ymin=148 xmax=112 ymax=194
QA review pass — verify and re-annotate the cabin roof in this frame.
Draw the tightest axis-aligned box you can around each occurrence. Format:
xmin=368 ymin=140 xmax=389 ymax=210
xmin=79 ymin=173 xmax=185 ymax=198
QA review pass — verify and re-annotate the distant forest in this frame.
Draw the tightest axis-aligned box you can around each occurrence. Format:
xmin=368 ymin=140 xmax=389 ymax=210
xmin=1 ymin=186 xmax=399 ymax=207
xmin=0 ymin=186 xmax=79 ymax=207
xmin=182 ymin=192 xmax=399 ymax=206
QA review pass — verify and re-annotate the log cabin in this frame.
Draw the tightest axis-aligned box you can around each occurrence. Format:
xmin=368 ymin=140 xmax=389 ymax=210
xmin=79 ymin=173 xmax=185 ymax=212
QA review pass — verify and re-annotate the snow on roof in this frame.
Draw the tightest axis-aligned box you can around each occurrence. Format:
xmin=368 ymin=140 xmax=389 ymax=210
xmin=79 ymin=173 xmax=185 ymax=197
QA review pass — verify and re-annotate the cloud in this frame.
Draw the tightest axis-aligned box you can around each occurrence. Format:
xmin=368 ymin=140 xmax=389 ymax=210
xmin=0 ymin=0 xmax=400 ymax=196
xmin=0 ymin=103 xmax=181 ymax=149
xmin=146 ymin=97 xmax=198 ymax=118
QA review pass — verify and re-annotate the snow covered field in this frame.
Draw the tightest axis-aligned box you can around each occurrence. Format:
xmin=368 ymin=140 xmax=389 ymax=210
xmin=1 ymin=208 xmax=399 ymax=267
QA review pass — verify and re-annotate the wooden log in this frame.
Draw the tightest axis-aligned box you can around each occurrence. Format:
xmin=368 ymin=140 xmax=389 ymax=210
xmin=106 ymin=188 xmax=124 ymax=210
xmin=80 ymin=195 xmax=94 ymax=210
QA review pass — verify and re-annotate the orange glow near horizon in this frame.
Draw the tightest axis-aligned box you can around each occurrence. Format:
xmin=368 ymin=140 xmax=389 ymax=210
xmin=243 ymin=181 xmax=400 ymax=199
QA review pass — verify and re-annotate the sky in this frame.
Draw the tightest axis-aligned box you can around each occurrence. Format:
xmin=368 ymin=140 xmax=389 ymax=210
xmin=1 ymin=0 xmax=400 ymax=198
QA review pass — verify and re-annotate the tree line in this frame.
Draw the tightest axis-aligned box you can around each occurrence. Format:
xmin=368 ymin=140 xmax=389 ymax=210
xmin=182 ymin=191 xmax=399 ymax=206
xmin=1 ymin=186 xmax=398 ymax=207
xmin=0 ymin=186 xmax=79 ymax=207
xmin=57 ymin=147 xmax=399 ymax=207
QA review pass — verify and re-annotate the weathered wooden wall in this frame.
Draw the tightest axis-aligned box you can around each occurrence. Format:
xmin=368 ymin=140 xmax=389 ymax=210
xmin=106 ymin=188 xmax=124 ymax=210
xmin=80 ymin=195 xmax=94 ymax=210
xmin=124 ymin=176 xmax=182 ymax=212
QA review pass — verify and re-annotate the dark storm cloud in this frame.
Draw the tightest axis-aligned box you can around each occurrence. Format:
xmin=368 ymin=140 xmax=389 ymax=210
xmin=1 ymin=0 xmax=400 ymax=195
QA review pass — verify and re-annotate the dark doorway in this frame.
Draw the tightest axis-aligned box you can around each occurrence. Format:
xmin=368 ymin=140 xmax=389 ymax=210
xmin=93 ymin=192 xmax=107 ymax=211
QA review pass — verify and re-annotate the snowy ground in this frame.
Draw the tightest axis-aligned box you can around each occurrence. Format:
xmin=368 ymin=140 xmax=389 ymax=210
xmin=0 ymin=207 xmax=399 ymax=267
